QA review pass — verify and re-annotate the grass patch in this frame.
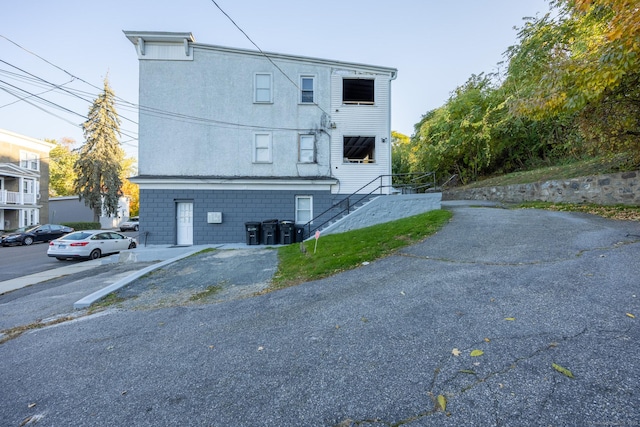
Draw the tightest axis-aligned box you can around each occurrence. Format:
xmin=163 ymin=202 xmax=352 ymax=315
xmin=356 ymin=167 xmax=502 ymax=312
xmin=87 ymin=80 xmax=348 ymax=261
xmin=518 ymin=202 xmax=640 ymax=221
xmin=188 ymin=247 xmax=217 ymax=258
xmin=272 ymin=209 xmax=452 ymax=289
xmin=0 ymin=316 xmax=75 ymax=345
xmin=189 ymin=285 xmax=223 ymax=302
xmin=462 ymin=155 xmax=630 ymax=189
xmin=88 ymin=292 xmax=127 ymax=313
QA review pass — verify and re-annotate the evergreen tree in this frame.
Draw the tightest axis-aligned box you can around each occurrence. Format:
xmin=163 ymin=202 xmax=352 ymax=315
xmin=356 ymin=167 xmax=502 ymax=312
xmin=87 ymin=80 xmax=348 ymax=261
xmin=74 ymin=77 xmax=124 ymax=221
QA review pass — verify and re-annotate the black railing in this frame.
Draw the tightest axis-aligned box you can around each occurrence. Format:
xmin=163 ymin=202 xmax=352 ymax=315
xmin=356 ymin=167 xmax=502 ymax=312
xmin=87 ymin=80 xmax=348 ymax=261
xmin=301 ymin=172 xmax=436 ymax=239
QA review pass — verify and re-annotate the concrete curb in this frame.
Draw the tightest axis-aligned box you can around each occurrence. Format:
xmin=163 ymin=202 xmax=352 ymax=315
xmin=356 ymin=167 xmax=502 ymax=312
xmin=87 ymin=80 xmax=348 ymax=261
xmin=73 ymin=247 xmax=205 ymax=309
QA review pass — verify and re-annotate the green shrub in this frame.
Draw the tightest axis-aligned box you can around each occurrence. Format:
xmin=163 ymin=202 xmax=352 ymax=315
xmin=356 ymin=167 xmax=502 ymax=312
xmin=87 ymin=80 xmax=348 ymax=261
xmin=61 ymin=222 xmax=101 ymax=230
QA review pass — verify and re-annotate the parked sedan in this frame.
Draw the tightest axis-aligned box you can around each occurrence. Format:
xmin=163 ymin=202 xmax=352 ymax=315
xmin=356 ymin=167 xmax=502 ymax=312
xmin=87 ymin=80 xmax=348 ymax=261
xmin=1 ymin=224 xmax=74 ymax=246
xmin=48 ymin=230 xmax=137 ymax=260
xmin=119 ymin=216 xmax=139 ymax=232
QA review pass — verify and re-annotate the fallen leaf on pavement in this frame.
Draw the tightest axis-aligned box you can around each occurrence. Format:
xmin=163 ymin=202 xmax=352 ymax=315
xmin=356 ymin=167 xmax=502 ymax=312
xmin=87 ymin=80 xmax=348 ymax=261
xmin=437 ymin=394 xmax=447 ymax=411
xmin=484 ymin=337 xmax=491 ymax=343
xmin=504 ymin=317 xmax=516 ymax=321
xmin=470 ymin=349 xmax=484 ymax=357
xmin=27 ymin=403 xmax=36 ymax=408
xmin=452 ymin=348 xmax=461 ymax=356
xmin=552 ymin=363 xmax=574 ymax=378
xmin=626 ymin=313 xmax=635 ymax=319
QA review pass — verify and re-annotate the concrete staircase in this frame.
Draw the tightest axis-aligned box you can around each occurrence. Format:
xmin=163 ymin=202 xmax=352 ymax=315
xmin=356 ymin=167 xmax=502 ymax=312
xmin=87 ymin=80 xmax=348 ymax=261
xmin=313 ymin=192 xmax=442 ymax=238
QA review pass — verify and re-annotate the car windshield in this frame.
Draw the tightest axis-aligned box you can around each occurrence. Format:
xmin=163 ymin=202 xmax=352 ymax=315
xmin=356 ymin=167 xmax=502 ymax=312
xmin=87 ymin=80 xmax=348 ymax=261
xmin=62 ymin=232 xmax=93 ymax=241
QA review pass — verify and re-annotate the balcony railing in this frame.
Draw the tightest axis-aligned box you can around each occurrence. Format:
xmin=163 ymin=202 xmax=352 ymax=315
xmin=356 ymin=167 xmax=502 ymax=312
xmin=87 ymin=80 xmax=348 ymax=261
xmin=0 ymin=190 xmax=37 ymax=205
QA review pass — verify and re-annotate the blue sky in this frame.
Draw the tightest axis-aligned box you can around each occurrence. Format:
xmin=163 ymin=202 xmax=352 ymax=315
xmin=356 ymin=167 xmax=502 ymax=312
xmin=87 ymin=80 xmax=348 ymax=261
xmin=1 ymin=0 xmax=549 ymax=158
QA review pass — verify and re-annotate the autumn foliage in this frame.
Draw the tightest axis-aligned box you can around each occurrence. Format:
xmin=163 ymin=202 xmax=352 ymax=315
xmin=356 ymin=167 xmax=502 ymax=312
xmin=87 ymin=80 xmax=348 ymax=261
xmin=401 ymin=0 xmax=640 ymax=185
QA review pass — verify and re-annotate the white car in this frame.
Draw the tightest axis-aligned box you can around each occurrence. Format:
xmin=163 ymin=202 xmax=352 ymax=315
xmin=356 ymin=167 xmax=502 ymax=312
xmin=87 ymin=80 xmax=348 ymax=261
xmin=119 ymin=216 xmax=139 ymax=232
xmin=48 ymin=230 xmax=137 ymax=261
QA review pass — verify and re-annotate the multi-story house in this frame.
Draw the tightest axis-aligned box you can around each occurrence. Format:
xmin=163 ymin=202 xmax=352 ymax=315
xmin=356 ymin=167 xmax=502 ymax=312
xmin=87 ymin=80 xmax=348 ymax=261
xmin=124 ymin=31 xmax=397 ymax=245
xmin=0 ymin=129 xmax=55 ymax=230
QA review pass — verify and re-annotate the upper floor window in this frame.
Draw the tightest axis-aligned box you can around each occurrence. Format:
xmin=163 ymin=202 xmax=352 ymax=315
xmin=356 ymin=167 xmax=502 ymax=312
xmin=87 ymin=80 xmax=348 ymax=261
xmin=254 ymin=73 xmax=272 ymax=103
xmin=300 ymin=76 xmax=314 ymax=103
xmin=253 ymin=133 xmax=272 ymax=163
xmin=342 ymin=78 xmax=374 ymax=104
xmin=299 ymin=134 xmax=315 ymax=163
xmin=20 ymin=151 xmax=39 ymax=171
xmin=343 ymin=136 xmax=375 ymax=164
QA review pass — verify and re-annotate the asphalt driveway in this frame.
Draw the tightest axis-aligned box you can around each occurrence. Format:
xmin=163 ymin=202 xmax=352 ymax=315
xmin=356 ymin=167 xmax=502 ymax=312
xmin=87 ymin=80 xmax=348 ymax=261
xmin=1 ymin=205 xmax=639 ymax=427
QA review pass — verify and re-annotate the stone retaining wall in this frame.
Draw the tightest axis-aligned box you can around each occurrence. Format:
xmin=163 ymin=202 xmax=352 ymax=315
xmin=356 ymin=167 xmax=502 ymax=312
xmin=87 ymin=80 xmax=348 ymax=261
xmin=443 ymin=171 xmax=640 ymax=205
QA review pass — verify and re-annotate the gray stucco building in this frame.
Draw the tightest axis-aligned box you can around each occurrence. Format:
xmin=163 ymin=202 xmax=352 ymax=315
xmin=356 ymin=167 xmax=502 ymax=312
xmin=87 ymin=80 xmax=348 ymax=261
xmin=124 ymin=31 xmax=397 ymax=244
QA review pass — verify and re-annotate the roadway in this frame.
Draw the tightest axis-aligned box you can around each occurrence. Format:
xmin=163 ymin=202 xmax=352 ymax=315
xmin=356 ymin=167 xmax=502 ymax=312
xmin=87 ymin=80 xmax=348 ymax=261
xmin=0 ymin=230 xmax=139 ymax=282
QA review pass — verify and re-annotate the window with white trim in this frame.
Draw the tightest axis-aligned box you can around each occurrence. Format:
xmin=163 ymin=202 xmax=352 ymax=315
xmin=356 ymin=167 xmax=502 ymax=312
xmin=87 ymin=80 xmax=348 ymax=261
xmin=20 ymin=151 xmax=39 ymax=171
xmin=300 ymin=76 xmax=314 ymax=103
xmin=295 ymin=195 xmax=313 ymax=224
xmin=299 ymin=134 xmax=315 ymax=163
xmin=254 ymin=73 xmax=272 ymax=103
xmin=253 ymin=133 xmax=272 ymax=163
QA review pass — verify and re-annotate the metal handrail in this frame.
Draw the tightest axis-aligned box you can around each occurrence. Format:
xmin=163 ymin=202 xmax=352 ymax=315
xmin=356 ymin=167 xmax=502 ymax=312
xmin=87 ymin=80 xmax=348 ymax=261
xmin=301 ymin=172 xmax=436 ymax=239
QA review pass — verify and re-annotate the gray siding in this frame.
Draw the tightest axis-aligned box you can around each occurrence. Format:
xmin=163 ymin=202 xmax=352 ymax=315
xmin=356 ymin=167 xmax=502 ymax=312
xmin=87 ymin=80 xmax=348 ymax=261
xmin=139 ymin=189 xmax=335 ymax=245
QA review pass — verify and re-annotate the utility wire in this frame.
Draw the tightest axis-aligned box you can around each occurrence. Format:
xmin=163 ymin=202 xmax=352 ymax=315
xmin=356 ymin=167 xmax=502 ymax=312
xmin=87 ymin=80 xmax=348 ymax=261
xmin=0 ymin=33 xmax=322 ymax=136
xmin=209 ymin=0 xmax=331 ymax=118
xmin=0 ymin=59 xmax=139 ymax=127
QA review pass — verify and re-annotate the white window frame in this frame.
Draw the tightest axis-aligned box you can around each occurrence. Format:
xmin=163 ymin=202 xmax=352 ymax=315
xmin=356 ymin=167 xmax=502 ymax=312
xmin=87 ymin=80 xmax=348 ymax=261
xmin=253 ymin=133 xmax=272 ymax=163
xmin=300 ymin=75 xmax=315 ymax=104
xmin=254 ymin=73 xmax=273 ymax=103
xmin=20 ymin=151 xmax=39 ymax=171
xmin=298 ymin=134 xmax=315 ymax=163
xmin=295 ymin=195 xmax=313 ymax=224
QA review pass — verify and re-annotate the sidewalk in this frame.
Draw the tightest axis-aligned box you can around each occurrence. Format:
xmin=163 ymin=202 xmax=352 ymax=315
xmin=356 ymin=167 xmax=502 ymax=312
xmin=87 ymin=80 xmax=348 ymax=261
xmin=0 ymin=243 xmax=257 ymax=298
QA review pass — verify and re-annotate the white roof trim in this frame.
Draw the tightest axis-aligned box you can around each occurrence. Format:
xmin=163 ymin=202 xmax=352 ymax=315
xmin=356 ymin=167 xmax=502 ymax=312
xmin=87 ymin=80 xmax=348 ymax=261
xmin=123 ymin=31 xmax=397 ymax=77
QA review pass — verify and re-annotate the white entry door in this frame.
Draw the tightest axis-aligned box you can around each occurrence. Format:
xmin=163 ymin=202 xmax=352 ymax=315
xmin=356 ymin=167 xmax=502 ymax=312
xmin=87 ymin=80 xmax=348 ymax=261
xmin=176 ymin=202 xmax=193 ymax=245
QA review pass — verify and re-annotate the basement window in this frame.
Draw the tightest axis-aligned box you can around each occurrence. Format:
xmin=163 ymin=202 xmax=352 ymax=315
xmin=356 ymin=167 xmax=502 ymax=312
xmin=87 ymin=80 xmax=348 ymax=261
xmin=343 ymin=136 xmax=375 ymax=163
xmin=342 ymin=78 xmax=374 ymax=104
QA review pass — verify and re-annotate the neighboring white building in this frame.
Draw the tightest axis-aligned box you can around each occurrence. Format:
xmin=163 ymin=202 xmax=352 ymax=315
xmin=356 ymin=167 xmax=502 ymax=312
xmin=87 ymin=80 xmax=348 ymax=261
xmin=124 ymin=31 xmax=397 ymax=244
xmin=0 ymin=129 xmax=55 ymax=230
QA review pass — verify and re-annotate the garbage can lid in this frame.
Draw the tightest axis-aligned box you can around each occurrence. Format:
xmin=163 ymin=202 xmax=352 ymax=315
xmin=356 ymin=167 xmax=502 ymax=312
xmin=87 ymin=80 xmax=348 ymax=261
xmin=245 ymin=221 xmax=261 ymax=226
xmin=262 ymin=219 xmax=279 ymax=224
xmin=280 ymin=220 xmax=294 ymax=224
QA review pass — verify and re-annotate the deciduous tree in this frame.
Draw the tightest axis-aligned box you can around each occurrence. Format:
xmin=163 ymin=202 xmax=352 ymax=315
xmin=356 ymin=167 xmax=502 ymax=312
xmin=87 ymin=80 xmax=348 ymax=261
xmin=48 ymin=137 xmax=78 ymax=197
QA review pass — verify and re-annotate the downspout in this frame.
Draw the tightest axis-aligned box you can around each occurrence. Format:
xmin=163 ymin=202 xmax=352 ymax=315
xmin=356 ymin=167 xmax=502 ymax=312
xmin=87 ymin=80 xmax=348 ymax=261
xmin=387 ymin=70 xmax=398 ymax=193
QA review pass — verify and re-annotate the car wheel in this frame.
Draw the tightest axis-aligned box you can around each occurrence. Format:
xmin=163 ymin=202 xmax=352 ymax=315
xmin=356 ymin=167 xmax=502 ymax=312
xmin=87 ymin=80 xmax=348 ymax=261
xmin=128 ymin=242 xmax=137 ymax=249
xmin=23 ymin=236 xmax=34 ymax=246
xmin=89 ymin=249 xmax=101 ymax=260
xmin=120 ymin=228 xmax=125 ymax=232
xmin=134 ymin=225 xmax=139 ymax=231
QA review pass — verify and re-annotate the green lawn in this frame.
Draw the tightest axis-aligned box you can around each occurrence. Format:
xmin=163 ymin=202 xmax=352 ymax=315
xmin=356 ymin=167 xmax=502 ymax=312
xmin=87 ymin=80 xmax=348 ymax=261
xmin=272 ymin=209 xmax=452 ymax=290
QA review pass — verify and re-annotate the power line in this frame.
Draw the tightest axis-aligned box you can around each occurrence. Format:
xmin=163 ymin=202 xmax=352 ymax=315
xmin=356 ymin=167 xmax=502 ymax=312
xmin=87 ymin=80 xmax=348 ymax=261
xmin=0 ymin=33 xmax=325 ymax=138
xmin=209 ymin=0 xmax=331 ymax=118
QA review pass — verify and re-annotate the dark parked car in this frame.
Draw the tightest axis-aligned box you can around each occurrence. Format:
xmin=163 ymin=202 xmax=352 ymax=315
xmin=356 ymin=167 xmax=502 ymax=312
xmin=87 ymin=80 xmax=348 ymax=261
xmin=1 ymin=224 xmax=74 ymax=246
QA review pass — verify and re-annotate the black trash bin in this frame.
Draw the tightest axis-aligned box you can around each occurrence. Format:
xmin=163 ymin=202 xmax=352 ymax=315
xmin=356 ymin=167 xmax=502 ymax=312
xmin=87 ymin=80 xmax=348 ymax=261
xmin=262 ymin=219 xmax=279 ymax=245
xmin=245 ymin=222 xmax=261 ymax=245
xmin=279 ymin=220 xmax=295 ymax=245
xmin=295 ymin=225 xmax=306 ymax=243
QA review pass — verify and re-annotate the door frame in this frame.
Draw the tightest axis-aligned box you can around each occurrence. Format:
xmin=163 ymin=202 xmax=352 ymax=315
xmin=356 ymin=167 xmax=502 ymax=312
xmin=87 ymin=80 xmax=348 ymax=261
xmin=176 ymin=201 xmax=194 ymax=246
